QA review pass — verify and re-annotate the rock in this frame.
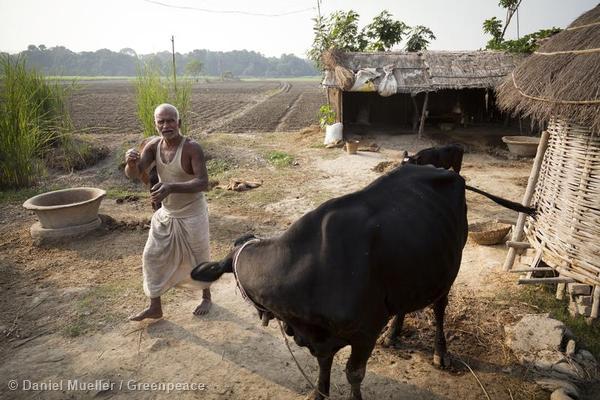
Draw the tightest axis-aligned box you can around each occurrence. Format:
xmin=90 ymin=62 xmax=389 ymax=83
xmin=536 ymin=378 xmax=579 ymax=398
xmin=552 ymin=361 xmax=584 ymax=380
xmin=550 ymin=388 xmax=576 ymax=400
xmin=567 ymin=284 xmax=592 ymax=296
xmin=505 ymin=314 xmax=567 ymax=354
xmin=565 ymin=340 xmax=577 ymax=356
xmin=575 ymin=349 xmax=596 ymax=363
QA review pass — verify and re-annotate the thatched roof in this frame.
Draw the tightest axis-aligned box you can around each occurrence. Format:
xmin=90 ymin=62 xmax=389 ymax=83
xmin=322 ymin=50 xmax=523 ymax=94
xmin=496 ymin=4 xmax=600 ymax=133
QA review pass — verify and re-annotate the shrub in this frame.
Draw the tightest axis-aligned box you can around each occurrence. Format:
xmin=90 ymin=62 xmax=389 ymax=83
xmin=317 ymin=104 xmax=336 ymax=129
xmin=135 ymin=62 xmax=192 ymax=138
xmin=0 ymin=55 xmax=73 ymax=188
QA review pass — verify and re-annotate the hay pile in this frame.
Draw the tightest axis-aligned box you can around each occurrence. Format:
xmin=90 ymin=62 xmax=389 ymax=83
xmin=496 ymin=5 xmax=600 ymax=133
xmin=322 ymin=49 xmax=355 ymax=91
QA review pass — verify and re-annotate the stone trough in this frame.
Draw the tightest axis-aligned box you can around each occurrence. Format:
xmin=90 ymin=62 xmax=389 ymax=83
xmin=23 ymin=187 xmax=106 ymax=243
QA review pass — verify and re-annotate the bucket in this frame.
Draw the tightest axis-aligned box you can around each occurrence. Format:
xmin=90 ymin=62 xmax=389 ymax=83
xmin=346 ymin=140 xmax=359 ymax=154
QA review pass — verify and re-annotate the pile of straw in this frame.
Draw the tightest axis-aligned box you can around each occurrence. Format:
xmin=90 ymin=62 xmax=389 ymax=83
xmin=496 ymin=5 xmax=600 ymax=133
xmin=322 ymin=49 xmax=355 ymax=91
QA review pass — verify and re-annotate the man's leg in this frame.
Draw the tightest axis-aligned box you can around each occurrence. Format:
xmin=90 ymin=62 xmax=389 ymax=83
xmin=129 ymin=296 xmax=163 ymax=321
xmin=193 ymin=288 xmax=212 ymax=316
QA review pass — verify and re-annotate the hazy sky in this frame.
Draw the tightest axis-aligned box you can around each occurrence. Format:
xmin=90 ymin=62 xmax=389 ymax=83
xmin=1 ymin=0 xmax=597 ymax=57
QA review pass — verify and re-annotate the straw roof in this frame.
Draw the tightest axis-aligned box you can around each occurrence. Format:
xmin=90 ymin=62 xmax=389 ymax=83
xmin=322 ymin=50 xmax=523 ymax=94
xmin=496 ymin=5 xmax=600 ymax=133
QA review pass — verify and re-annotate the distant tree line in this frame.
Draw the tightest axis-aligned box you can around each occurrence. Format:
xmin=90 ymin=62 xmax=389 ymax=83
xmin=3 ymin=45 xmax=319 ymax=77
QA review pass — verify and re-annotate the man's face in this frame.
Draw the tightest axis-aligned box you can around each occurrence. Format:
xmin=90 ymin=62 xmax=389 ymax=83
xmin=154 ymin=108 xmax=180 ymax=140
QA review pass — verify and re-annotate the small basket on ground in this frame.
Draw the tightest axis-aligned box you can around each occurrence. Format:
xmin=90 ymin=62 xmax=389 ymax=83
xmin=468 ymin=220 xmax=512 ymax=245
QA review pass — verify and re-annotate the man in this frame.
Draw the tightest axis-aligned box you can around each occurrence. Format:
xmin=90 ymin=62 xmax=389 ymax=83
xmin=124 ymin=103 xmax=212 ymax=320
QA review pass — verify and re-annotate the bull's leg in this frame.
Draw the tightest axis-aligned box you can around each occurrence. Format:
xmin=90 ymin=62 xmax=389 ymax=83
xmin=383 ymin=313 xmax=405 ymax=347
xmin=432 ymin=294 xmax=450 ymax=368
xmin=345 ymin=342 xmax=375 ymax=400
xmin=306 ymin=354 xmax=334 ymax=400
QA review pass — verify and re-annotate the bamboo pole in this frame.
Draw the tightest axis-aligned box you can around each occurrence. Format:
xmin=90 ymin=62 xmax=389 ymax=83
xmin=418 ymin=92 xmax=429 ymax=139
xmin=590 ymin=285 xmax=600 ymax=319
xmin=503 ymin=129 xmax=550 ymax=271
xmin=411 ymin=94 xmax=419 ymax=133
xmin=518 ymin=277 xmax=575 ymax=285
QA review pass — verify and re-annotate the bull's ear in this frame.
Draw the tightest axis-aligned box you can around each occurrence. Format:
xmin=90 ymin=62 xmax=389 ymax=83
xmin=191 ymin=259 xmax=233 ymax=282
xmin=234 ymin=233 xmax=256 ymax=247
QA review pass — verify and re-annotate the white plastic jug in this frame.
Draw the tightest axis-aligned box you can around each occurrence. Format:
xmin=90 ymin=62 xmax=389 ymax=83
xmin=324 ymin=122 xmax=343 ymax=145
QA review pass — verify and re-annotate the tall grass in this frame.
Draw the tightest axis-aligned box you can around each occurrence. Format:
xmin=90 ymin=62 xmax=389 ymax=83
xmin=0 ymin=55 xmax=73 ymax=188
xmin=135 ymin=62 xmax=191 ymax=138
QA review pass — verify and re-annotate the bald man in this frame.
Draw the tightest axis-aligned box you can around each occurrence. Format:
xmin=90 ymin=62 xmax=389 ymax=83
xmin=125 ymin=103 xmax=212 ymax=320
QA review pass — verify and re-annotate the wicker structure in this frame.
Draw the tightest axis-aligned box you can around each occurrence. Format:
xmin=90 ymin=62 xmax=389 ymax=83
xmin=497 ymin=5 xmax=600 ymax=318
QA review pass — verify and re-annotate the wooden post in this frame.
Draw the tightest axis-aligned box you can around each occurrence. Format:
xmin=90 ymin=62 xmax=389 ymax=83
xmin=591 ymin=285 xmax=600 ymax=319
xmin=503 ymin=130 xmax=550 ymax=271
xmin=418 ymin=92 xmax=429 ymax=139
xmin=411 ymin=94 xmax=419 ymax=133
xmin=556 ymin=283 xmax=566 ymax=300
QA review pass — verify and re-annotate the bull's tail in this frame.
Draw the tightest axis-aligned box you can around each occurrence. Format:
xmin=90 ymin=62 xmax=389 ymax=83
xmin=465 ymin=185 xmax=536 ymax=216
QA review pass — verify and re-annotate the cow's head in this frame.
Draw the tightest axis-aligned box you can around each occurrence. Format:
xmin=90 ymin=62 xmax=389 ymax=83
xmin=191 ymin=234 xmax=257 ymax=282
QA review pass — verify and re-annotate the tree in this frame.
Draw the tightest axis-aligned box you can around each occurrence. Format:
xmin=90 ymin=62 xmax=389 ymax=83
xmin=308 ymin=9 xmax=434 ymax=70
xmin=483 ymin=1 xmax=561 ymax=53
xmin=363 ymin=11 xmax=408 ymax=51
xmin=185 ymin=59 xmax=203 ymax=80
xmin=405 ymin=25 xmax=436 ymax=52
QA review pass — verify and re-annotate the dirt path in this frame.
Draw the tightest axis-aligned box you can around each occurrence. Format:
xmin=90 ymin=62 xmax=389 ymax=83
xmin=1 ymin=125 xmax=559 ymax=400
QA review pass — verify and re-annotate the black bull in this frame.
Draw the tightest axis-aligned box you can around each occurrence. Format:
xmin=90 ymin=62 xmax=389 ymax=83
xmin=191 ymin=165 xmax=534 ymax=400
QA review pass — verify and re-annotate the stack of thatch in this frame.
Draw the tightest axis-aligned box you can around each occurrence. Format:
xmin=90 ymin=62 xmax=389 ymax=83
xmin=497 ymin=5 xmax=600 ymax=133
xmin=321 ymin=49 xmax=355 ymax=90
xmin=497 ymin=4 xmax=600 ymax=290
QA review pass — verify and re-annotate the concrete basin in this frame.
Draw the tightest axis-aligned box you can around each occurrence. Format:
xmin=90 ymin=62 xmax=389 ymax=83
xmin=502 ymin=136 xmax=540 ymax=157
xmin=23 ymin=187 xmax=106 ymax=242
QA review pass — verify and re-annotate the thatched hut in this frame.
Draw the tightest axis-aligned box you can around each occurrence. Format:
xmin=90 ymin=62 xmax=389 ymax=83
xmin=498 ymin=5 xmax=600 ymax=319
xmin=322 ymin=50 xmax=524 ymax=135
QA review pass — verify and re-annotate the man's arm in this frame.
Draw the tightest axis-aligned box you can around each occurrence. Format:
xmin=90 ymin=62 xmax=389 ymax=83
xmin=124 ymin=138 xmax=158 ymax=180
xmin=150 ymin=141 xmax=208 ymax=203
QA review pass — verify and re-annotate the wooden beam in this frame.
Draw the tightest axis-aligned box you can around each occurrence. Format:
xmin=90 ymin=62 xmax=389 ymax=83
xmin=411 ymin=94 xmax=419 ymax=133
xmin=418 ymin=92 xmax=429 ymax=139
xmin=506 ymin=241 xmax=531 ymax=249
xmin=508 ymin=267 xmax=555 ymax=273
xmin=518 ymin=277 xmax=576 ymax=285
xmin=503 ymin=129 xmax=550 ymax=271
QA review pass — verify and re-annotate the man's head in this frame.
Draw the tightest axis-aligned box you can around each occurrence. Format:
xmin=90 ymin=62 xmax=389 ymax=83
xmin=154 ymin=103 xmax=181 ymax=140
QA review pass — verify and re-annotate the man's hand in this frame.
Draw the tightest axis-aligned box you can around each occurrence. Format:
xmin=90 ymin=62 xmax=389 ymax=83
xmin=125 ymin=148 xmax=140 ymax=167
xmin=150 ymin=182 xmax=172 ymax=203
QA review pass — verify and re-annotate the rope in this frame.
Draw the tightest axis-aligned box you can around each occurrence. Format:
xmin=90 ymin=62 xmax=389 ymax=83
xmin=277 ymin=320 xmax=330 ymax=399
xmin=566 ymin=20 xmax=600 ymax=30
xmin=535 ymin=47 xmax=600 ymax=56
xmin=511 ymin=72 xmax=600 ymax=105
xmin=233 ymin=238 xmax=330 ymax=398
xmin=232 ymin=238 xmax=269 ymax=312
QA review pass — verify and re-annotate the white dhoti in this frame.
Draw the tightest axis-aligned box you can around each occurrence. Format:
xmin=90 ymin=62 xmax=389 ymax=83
xmin=142 ymin=200 xmax=211 ymax=298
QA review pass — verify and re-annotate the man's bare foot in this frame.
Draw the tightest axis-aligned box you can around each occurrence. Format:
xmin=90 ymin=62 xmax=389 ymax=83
xmin=129 ymin=308 xmax=163 ymax=321
xmin=193 ymin=299 xmax=212 ymax=316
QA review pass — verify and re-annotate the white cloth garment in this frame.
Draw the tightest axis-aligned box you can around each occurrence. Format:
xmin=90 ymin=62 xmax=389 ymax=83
xmin=141 ymin=137 xmax=211 ymax=298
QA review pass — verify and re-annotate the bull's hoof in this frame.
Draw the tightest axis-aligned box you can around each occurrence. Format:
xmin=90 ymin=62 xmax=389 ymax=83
xmin=433 ymin=353 xmax=451 ymax=369
xmin=304 ymin=389 xmax=328 ymax=400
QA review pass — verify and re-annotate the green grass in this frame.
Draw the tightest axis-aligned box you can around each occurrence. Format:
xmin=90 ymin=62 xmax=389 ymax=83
xmin=0 ymin=55 xmax=74 ymax=188
xmin=135 ymin=63 xmax=192 ymax=138
xmin=206 ymin=158 xmax=232 ymax=176
xmin=514 ymin=285 xmax=600 ymax=359
xmin=266 ymin=151 xmax=294 ymax=168
xmin=0 ymin=186 xmax=53 ymax=204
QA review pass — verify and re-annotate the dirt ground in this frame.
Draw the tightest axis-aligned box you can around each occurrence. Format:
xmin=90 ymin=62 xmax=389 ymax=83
xmin=0 ymin=80 xmax=581 ymax=399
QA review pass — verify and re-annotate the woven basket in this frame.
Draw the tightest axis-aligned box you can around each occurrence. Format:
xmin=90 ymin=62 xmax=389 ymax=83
xmin=468 ymin=221 xmax=512 ymax=245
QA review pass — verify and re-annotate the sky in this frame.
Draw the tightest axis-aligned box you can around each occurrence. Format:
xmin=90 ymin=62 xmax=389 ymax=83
xmin=1 ymin=0 xmax=597 ymax=57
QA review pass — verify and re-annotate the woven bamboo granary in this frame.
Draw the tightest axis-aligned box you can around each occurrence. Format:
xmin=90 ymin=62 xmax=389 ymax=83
xmin=497 ymin=5 xmax=600 ymax=319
